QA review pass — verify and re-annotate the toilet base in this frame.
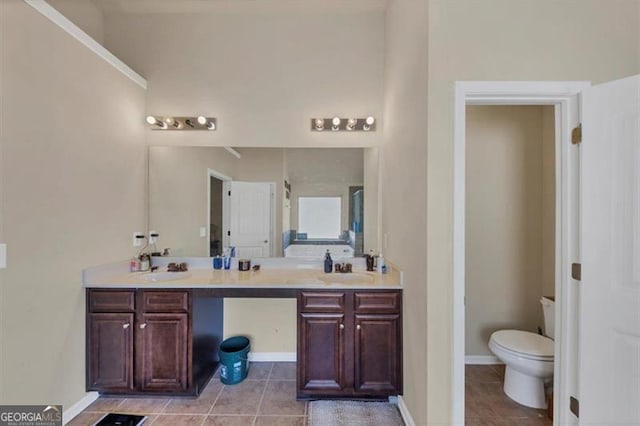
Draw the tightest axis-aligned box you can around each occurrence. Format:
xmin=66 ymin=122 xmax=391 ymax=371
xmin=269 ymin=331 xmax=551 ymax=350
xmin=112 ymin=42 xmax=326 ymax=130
xmin=504 ymin=366 xmax=547 ymax=409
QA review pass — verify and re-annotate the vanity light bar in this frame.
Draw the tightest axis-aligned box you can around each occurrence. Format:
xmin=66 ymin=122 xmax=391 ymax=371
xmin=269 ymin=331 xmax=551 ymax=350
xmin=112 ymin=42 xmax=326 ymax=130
xmin=310 ymin=116 xmax=376 ymax=132
xmin=145 ymin=116 xmax=217 ymax=131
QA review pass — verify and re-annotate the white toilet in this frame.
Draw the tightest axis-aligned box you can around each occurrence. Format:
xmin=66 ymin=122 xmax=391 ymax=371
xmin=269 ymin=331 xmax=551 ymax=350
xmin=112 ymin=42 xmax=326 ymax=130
xmin=489 ymin=296 xmax=555 ymax=409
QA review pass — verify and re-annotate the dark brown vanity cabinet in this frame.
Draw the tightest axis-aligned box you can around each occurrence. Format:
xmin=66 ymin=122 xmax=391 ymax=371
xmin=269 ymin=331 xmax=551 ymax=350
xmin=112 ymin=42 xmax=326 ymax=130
xmin=297 ymin=290 xmax=402 ymax=399
xmin=87 ymin=289 xmax=221 ymax=396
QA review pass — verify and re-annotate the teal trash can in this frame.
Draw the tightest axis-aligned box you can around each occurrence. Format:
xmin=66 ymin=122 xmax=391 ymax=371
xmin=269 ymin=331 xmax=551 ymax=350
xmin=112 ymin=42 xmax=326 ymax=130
xmin=219 ymin=336 xmax=250 ymax=385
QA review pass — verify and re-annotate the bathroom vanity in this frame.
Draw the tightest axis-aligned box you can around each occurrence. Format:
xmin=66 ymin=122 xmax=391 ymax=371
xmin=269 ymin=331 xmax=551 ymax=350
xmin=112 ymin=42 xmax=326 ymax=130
xmin=83 ymin=259 xmax=403 ymax=400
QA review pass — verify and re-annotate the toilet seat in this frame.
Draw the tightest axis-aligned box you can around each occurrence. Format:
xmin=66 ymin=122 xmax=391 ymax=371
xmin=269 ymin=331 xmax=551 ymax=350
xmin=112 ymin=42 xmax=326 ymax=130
xmin=491 ymin=330 xmax=554 ymax=361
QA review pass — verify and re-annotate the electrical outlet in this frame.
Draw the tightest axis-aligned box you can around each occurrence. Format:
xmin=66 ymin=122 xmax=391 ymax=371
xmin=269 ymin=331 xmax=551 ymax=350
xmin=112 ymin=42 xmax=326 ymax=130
xmin=133 ymin=232 xmax=144 ymax=247
xmin=0 ymin=244 xmax=6 ymax=269
xmin=199 ymin=227 xmax=207 ymax=237
xmin=149 ymin=230 xmax=159 ymax=244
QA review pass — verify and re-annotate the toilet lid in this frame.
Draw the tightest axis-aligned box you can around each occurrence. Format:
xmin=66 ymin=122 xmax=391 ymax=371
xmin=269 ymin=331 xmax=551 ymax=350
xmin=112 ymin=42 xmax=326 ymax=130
xmin=491 ymin=330 xmax=554 ymax=359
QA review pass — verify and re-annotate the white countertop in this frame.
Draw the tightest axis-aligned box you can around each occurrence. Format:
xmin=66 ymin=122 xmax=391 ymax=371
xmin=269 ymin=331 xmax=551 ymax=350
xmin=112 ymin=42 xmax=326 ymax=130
xmin=83 ymin=257 xmax=403 ymax=290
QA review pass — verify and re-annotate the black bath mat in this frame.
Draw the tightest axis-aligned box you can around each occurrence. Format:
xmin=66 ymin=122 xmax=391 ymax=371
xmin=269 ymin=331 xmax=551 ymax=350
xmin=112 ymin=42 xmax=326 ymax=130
xmin=93 ymin=413 xmax=148 ymax=426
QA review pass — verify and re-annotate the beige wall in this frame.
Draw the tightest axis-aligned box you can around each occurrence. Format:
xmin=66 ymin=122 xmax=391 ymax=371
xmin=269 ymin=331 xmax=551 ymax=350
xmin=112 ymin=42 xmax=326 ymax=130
xmin=382 ymin=0 xmax=429 ymax=423
xmin=47 ymin=0 xmax=105 ymax=43
xmin=223 ymin=298 xmax=297 ymax=353
xmin=102 ymin=7 xmax=385 ymax=149
xmin=465 ymin=106 xmax=555 ymax=356
xmin=426 ymin=0 xmax=640 ymax=422
xmin=0 ymin=0 xmax=146 ymax=407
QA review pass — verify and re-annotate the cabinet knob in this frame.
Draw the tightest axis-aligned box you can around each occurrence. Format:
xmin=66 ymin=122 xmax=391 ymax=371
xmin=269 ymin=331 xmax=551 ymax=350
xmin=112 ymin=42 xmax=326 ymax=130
xmin=356 ymin=324 xmax=361 ymax=330
xmin=123 ymin=323 xmax=130 ymax=329
xmin=139 ymin=323 xmax=147 ymax=329
xmin=339 ymin=323 xmax=344 ymax=329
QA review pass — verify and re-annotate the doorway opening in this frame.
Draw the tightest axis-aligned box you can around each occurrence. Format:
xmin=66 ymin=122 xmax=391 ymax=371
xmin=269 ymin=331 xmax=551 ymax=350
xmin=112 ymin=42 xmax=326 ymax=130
xmin=207 ymin=168 xmax=232 ymax=257
xmin=452 ymin=81 xmax=589 ymax=426
xmin=464 ymin=105 xmax=556 ymax=424
xmin=209 ymin=175 xmax=224 ymax=257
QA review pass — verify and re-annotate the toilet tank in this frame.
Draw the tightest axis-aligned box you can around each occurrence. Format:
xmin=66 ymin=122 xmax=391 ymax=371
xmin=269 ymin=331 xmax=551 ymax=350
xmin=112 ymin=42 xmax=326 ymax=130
xmin=540 ymin=296 xmax=555 ymax=339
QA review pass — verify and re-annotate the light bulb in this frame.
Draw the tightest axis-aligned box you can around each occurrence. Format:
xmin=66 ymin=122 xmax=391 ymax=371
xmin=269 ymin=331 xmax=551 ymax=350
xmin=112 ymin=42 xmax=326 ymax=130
xmin=197 ymin=116 xmax=207 ymax=125
xmin=159 ymin=122 xmax=168 ymax=129
xmin=363 ymin=116 xmax=375 ymax=131
xmin=332 ymin=117 xmax=341 ymax=126
xmin=314 ymin=118 xmax=324 ymax=131
xmin=165 ymin=117 xmax=175 ymax=125
xmin=346 ymin=118 xmax=357 ymax=131
xmin=146 ymin=115 xmax=158 ymax=125
xmin=207 ymin=121 xmax=216 ymax=130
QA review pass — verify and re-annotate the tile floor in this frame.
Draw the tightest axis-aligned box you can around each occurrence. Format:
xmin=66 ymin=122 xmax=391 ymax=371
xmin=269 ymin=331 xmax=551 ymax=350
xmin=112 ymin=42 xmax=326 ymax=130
xmin=70 ymin=362 xmax=552 ymax=425
xmin=465 ymin=365 xmax=552 ymax=425
xmin=69 ymin=362 xmax=306 ymax=426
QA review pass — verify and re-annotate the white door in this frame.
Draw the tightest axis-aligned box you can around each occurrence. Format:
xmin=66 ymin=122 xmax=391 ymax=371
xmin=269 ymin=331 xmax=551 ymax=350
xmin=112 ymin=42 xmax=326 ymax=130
xmin=579 ymin=75 xmax=640 ymax=424
xmin=229 ymin=181 xmax=272 ymax=258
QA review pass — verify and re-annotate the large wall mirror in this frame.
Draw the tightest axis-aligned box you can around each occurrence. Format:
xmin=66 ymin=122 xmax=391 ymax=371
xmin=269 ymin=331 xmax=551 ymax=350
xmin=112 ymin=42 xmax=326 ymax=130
xmin=149 ymin=147 xmax=379 ymax=258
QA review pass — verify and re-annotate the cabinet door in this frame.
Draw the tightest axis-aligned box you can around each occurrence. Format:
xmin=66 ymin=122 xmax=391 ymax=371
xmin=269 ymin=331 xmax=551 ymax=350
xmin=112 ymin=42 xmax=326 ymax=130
xmin=354 ymin=314 xmax=401 ymax=395
xmin=298 ymin=313 xmax=346 ymax=394
xmin=138 ymin=313 xmax=189 ymax=392
xmin=87 ymin=313 xmax=134 ymax=392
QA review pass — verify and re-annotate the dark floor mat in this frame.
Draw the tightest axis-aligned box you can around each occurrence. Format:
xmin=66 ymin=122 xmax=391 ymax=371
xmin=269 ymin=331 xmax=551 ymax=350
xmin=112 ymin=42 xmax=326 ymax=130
xmin=93 ymin=413 xmax=148 ymax=426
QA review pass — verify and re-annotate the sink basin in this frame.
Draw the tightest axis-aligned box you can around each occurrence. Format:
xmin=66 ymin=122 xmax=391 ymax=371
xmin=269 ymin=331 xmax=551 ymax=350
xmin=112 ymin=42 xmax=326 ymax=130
xmin=316 ymin=272 xmax=375 ymax=285
xmin=142 ymin=271 xmax=192 ymax=282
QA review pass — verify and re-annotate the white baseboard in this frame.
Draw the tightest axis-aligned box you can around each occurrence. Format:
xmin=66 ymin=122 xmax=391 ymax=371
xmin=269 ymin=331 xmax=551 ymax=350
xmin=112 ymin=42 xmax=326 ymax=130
xmin=63 ymin=392 xmax=99 ymax=425
xmin=396 ymin=395 xmax=416 ymax=426
xmin=465 ymin=355 xmax=503 ymax=365
xmin=248 ymin=352 xmax=296 ymax=362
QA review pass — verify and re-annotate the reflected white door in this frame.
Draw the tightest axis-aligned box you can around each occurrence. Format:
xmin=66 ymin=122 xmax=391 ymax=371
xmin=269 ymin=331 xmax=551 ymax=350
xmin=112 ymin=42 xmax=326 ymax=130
xmin=579 ymin=75 xmax=640 ymax=424
xmin=229 ymin=181 xmax=272 ymax=258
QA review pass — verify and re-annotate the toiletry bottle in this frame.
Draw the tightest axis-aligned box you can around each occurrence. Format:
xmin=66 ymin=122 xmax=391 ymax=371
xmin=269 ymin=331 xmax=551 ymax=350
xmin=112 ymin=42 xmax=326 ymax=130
xmin=130 ymin=257 xmax=140 ymax=272
xmin=378 ymin=253 xmax=387 ymax=274
xmin=223 ymin=249 xmax=231 ymax=270
xmin=324 ymin=250 xmax=333 ymax=273
xmin=365 ymin=249 xmax=375 ymax=271
xmin=139 ymin=253 xmax=150 ymax=272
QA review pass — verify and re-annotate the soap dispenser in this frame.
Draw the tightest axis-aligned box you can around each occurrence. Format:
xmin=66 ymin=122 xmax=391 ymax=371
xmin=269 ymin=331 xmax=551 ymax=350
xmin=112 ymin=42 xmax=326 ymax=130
xmin=365 ymin=249 xmax=375 ymax=271
xmin=324 ymin=250 xmax=333 ymax=273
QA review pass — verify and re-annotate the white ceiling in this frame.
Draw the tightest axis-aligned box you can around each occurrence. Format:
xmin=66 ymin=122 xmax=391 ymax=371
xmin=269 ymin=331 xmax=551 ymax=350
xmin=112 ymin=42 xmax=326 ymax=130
xmin=90 ymin=0 xmax=388 ymax=15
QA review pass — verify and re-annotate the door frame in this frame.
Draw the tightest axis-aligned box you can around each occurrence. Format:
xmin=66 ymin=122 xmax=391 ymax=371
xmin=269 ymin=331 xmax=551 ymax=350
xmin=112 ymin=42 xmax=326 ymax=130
xmin=207 ymin=168 xmax=232 ymax=255
xmin=452 ymin=81 xmax=590 ymax=426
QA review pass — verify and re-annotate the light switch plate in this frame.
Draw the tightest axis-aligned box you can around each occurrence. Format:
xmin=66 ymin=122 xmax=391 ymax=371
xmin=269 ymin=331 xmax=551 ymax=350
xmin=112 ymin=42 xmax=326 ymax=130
xmin=0 ymin=244 xmax=6 ymax=269
xmin=199 ymin=227 xmax=207 ymax=237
